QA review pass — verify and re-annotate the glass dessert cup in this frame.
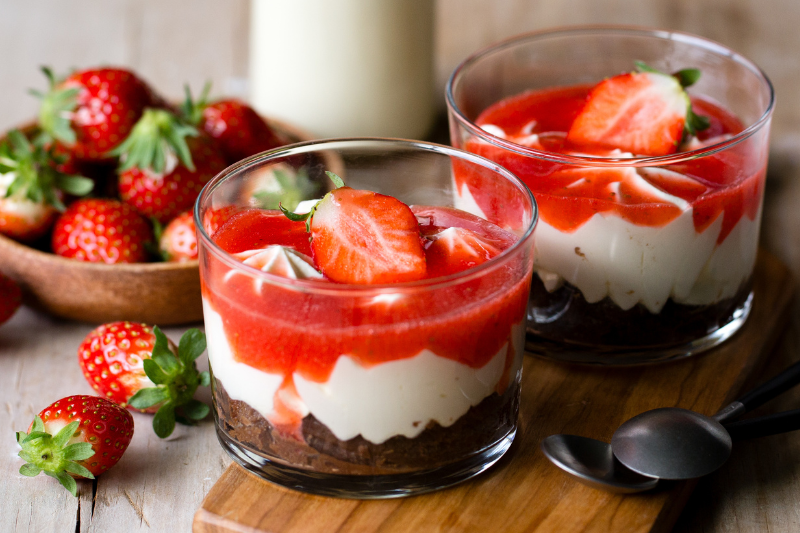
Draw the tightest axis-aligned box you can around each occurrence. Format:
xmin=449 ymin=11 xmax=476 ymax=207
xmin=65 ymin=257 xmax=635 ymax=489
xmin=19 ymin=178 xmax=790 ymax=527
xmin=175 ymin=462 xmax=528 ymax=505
xmin=195 ymin=139 xmax=537 ymax=498
xmin=446 ymin=26 xmax=774 ymax=365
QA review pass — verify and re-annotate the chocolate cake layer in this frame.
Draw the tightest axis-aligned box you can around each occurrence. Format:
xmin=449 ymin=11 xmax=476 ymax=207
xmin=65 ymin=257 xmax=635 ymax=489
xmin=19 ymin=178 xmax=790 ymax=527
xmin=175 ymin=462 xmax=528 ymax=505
xmin=213 ymin=377 xmax=519 ymax=476
xmin=527 ymin=273 xmax=753 ymax=348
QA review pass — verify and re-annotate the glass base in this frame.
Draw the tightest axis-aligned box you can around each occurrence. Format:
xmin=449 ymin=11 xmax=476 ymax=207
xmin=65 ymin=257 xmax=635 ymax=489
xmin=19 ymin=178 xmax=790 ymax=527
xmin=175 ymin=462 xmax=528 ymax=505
xmin=525 ymin=291 xmax=753 ymax=366
xmin=215 ymin=425 xmax=516 ymax=499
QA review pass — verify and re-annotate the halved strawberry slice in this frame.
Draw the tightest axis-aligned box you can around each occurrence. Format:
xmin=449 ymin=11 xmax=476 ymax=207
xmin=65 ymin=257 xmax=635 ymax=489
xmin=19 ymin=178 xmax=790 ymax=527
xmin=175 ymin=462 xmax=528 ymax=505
xmin=566 ymin=63 xmax=709 ymax=156
xmin=424 ymin=227 xmax=504 ymax=278
xmin=282 ymin=172 xmax=426 ymax=284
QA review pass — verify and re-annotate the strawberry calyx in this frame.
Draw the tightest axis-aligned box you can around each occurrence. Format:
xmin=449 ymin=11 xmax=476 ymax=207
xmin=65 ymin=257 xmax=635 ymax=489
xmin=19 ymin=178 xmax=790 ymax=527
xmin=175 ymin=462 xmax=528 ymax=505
xmin=16 ymin=416 xmax=95 ymax=496
xmin=0 ymin=129 xmax=93 ymax=210
xmin=110 ymin=108 xmax=199 ymax=174
xmin=279 ymin=171 xmax=345 ymax=231
xmin=633 ymin=61 xmax=710 ymax=139
xmin=127 ymin=327 xmax=210 ymax=438
xmin=31 ymin=66 xmax=81 ymax=147
xmin=178 ymin=82 xmax=212 ymax=127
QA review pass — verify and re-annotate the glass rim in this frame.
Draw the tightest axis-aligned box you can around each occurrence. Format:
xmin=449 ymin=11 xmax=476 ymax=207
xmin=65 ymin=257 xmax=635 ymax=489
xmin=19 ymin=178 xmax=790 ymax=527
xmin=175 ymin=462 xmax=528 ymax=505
xmin=194 ymin=137 xmax=538 ymax=296
xmin=445 ymin=25 xmax=776 ymax=168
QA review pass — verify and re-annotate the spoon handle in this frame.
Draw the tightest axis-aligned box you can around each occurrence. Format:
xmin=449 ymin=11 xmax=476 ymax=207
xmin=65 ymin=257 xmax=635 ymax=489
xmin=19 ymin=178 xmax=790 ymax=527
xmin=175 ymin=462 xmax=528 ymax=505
xmin=724 ymin=409 xmax=800 ymax=441
xmin=715 ymin=360 xmax=800 ymax=423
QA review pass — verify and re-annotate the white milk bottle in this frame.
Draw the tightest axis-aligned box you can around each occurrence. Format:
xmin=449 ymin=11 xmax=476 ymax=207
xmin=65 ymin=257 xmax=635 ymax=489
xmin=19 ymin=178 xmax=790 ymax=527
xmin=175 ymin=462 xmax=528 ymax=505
xmin=249 ymin=0 xmax=435 ymax=139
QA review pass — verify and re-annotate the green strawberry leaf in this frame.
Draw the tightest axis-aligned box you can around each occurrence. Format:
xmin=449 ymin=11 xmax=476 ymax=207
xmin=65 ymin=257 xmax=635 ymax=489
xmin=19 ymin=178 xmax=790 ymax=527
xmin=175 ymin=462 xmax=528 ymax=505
xmin=674 ymin=68 xmax=702 ymax=88
xmin=51 ymin=470 xmax=78 ymax=497
xmin=8 ymin=130 xmax=32 ymax=157
xmin=178 ymin=329 xmax=206 ymax=366
xmin=153 ymin=403 xmax=176 ymax=438
xmin=63 ymin=461 xmax=94 ymax=479
xmin=16 ymin=431 xmax=27 ymax=445
xmin=175 ymin=413 xmax=193 ymax=426
xmin=19 ymin=463 xmax=42 ymax=477
xmin=52 ymin=421 xmax=80 ymax=448
xmin=686 ymin=109 xmax=712 ymax=136
xmin=36 ymin=66 xmax=79 ymax=146
xmin=325 ymin=171 xmax=345 ymax=189
xmin=179 ymin=82 xmax=212 ymax=126
xmin=63 ymin=442 xmax=95 ymax=462
xmin=23 ymin=431 xmax=51 ymax=444
xmin=199 ymin=371 xmax=211 ymax=387
xmin=634 ymin=60 xmax=660 ymax=74
xmin=32 ymin=416 xmax=45 ymax=434
xmin=182 ymin=399 xmax=210 ymax=421
xmin=54 ymin=174 xmax=94 ymax=196
xmin=142 ymin=358 xmax=169 ymax=384
xmin=151 ymin=326 xmax=180 ymax=375
xmin=279 ymin=204 xmax=314 ymax=223
xmin=128 ymin=386 xmax=169 ymax=409
xmin=18 ymin=450 xmax=36 ymax=464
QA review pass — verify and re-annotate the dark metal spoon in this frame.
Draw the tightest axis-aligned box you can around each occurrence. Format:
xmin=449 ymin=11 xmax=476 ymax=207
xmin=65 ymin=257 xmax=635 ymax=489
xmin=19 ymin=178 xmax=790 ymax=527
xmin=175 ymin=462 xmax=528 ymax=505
xmin=542 ymin=359 xmax=800 ymax=492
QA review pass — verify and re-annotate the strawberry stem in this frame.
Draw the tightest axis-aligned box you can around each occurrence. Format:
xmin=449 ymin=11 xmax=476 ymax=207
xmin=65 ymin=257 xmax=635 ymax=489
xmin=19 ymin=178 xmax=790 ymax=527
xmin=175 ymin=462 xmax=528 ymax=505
xmin=127 ymin=327 xmax=211 ymax=438
xmin=0 ymin=129 xmax=93 ymax=210
xmin=15 ymin=417 xmax=95 ymax=497
xmin=179 ymin=82 xmax=213 ymax=126
xmin=34 ymin=66 xmax=80 ymax=146
xmin=279 ymin=170 xmax=346 ymax=232
xmin=110 ymin=109 xmax=198 ymax=173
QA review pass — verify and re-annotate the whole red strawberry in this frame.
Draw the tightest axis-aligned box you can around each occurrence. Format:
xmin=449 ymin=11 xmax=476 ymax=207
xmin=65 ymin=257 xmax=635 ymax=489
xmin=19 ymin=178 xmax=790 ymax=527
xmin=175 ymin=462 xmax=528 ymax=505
xmin=114 ymin=108 xmax=226 ymax=223
xmin=159 ymin=210 xmax=198 ymax=262
xmin=15 ymin=395 xmax=133 ymax=496
xmin=181 ymin=83 xmax=283 ymax=165
xmin=0 ymin=130 xmax=93 ymax=241
xmin=35 ymin=67 xmax=161 ymax=162
xmin=0 ymin=271 xmax=22 ymax=325
xmin=78 ymin=322 xmax=210 ymax=438
xmin=202 ymin=100 xmax=283 ymax=164
xmin=52 ymin=198 xmax=154 ymax=263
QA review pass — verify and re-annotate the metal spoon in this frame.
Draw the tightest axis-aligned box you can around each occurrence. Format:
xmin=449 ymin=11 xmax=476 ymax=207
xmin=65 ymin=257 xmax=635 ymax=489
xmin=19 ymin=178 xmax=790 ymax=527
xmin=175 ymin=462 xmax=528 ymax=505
xmin=542 ymin=359 xmax=800 ymax=492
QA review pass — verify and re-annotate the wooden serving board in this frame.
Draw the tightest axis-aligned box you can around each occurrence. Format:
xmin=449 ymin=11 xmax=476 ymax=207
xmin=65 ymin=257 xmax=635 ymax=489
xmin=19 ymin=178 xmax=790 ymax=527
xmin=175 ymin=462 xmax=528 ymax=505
xmin=194 ymin=251 xmax=793 ymax=533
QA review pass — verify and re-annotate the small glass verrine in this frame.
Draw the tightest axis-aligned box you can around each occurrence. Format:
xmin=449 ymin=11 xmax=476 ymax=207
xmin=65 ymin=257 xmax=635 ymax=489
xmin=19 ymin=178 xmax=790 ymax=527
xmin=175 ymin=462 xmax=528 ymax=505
xmin=446 ymin=27 xmax=774 ymax=365
xmin=195 ymin=139 xmax=537 ymax=498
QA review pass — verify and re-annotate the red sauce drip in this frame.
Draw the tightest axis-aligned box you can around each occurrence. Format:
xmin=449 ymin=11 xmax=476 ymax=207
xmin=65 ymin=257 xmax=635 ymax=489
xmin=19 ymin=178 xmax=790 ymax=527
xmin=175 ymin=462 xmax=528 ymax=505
xmin=204 ymin=206 xmax=531 ymax=383
xmin=459 ymin=85 xmax=765 ymax=244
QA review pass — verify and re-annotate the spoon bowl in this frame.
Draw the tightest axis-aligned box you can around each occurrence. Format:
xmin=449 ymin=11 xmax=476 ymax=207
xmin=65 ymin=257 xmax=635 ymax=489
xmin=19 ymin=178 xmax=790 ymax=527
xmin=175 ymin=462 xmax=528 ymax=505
xmin=542 ymin=359 xmax=800 ymax=492
xmin=541 ymin=434 xmax=658 ymax=493
xmin=610 ymin=408 xmax=732 ymax=480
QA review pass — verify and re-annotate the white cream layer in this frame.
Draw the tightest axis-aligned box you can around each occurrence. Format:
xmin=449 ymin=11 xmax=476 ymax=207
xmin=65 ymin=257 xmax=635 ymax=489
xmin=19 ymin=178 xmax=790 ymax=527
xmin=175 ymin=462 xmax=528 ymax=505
xmin=204 ymin=299 xmax=523 ymax=444
xmin=454 ymin=178 xmax=761 ymax=313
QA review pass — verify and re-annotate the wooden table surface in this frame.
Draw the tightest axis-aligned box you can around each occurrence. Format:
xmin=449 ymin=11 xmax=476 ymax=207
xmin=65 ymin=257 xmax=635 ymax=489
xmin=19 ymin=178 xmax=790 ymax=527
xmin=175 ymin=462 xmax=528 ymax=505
xmin=2 ymin=159 xmax=800 ymax=532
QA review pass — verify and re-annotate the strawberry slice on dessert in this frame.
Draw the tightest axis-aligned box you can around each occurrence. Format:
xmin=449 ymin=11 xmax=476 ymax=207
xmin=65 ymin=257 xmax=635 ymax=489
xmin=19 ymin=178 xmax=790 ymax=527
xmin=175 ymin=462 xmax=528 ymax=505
xmin=424 ymin=227 xmax=504 ymax=278
xmin=282 ymin=172 xmax=427 ymax=284
xmin=566 ymin=63 xmax=710 ymax=156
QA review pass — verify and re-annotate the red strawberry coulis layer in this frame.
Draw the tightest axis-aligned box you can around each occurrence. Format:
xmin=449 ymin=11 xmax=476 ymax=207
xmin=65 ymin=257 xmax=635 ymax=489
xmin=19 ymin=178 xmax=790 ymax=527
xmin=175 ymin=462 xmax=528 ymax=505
xmin=463 ymin=86 xmax=764 ymax=244
xmin=202 ymin=206 xmax=530 ymax=383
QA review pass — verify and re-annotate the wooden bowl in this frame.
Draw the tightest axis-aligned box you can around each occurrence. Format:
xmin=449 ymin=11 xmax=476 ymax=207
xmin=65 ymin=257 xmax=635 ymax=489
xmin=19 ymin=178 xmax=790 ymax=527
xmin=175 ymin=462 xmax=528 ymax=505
xmin=0 ymin=119 xmax=318 ymax=326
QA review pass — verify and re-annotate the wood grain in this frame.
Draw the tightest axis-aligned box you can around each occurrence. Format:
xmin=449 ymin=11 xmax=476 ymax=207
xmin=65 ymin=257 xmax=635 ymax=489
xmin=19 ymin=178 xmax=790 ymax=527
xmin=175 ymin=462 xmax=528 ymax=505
xmin=193 ymin=251 xmax=793 ymax=533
